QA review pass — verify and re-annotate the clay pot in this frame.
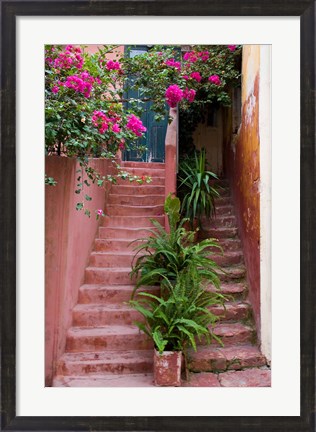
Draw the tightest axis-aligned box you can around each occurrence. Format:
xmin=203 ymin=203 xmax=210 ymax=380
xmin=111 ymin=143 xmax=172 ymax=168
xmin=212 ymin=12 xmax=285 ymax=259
xmin=154 ymin=349 xmax=182 ymax=386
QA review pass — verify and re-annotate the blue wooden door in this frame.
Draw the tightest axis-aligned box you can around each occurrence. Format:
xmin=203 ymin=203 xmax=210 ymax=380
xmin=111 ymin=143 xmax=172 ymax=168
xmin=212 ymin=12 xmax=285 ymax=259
xmin=123 ymin=46 xmax=168 ymax=163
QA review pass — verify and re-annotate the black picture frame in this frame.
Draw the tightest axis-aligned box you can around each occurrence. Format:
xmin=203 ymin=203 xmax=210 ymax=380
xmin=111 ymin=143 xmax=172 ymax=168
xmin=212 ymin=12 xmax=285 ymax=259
xmin=1 ymin=1 xmax=315 ymax=431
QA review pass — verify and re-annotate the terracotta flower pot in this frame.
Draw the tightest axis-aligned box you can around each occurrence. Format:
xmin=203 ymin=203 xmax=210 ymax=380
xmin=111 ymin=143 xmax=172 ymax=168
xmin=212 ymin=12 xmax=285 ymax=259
xmin=154 ymin=349 xmax=182 ymax=386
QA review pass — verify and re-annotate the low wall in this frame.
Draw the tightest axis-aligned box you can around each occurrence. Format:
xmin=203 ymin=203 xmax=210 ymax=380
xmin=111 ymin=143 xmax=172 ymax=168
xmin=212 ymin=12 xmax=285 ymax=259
xmin=45 ymin=156 xmax=114 ymax=386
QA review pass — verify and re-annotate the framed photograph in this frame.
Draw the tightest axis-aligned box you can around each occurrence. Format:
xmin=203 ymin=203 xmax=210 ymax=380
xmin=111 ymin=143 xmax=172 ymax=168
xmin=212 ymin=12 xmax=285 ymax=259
xmin=1 ymin=1 xmax=315 ymax=431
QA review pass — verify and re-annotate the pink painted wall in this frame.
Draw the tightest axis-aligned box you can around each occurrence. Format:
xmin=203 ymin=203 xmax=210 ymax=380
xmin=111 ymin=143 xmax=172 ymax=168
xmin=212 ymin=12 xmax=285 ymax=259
xmin=164 ymin=108 xmax=178 ymax=230
xmin=224 ymin=46 xmax=261 ymax=337
xmin=45 ymin=156 xmax=115 ymax=386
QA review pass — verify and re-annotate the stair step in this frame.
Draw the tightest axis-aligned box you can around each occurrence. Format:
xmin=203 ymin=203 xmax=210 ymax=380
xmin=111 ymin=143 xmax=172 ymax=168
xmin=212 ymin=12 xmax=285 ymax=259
xmin=115 ymin=176 xmax=165 ymax=186
xmin=121 ymin=161 xmax=165 ymax=169
xmin=89 ymin=252 xmax=135 ymax=268
xmin=66 ymin=325 xmax=153 ymax=352
xmin=110 ymin=184 xmax=165 ymax=195
xmin=202 ymin=215 xmax=237 ymax=228
xmin=187 ymin=345 xmax=267 ymax=372
xmin=209 ymin=301 xmax=250 ymax=321
xmin=99 ymin=226 xmax=154 ymax=240
xmin=214 ymin=196 xmax=232 ymax=206
xmin=102 ymin=215 xmax=164 ymax=228
xmin=210 ymin=251 xmax=244 ymax=267
xmin=214 ymin=205 xmax=235 ymax=216
xmin=200 ymin=226 xmax=238 ymax=239
xmin=78 ymin=284 xmax=159 ymax=304
xmin=53 ymin=373 xmax=155 ymax=387
xmin=72 ymin=303 xmax=144 ymax=326
xmin=217 ymin=265 xmax=246 ymax=281
xmin=108 ymin=194 xmax=165 ymax=206
xmin=85 ymin=267 xmax=134 ymax=285
xmin=57 ymin=350 xmax=153 ymax=376
xmin=209 ymin=282 xmax=247 ymax=300
xmin=118 ymin=167 xmax=165 ymax=177
xmin=94 ymin=238 xmax=143 ymax=252
xmin=106 ymin=204 xmax=164 ymax=216
xmin=209 ymin=322 xmax=255 ymax=346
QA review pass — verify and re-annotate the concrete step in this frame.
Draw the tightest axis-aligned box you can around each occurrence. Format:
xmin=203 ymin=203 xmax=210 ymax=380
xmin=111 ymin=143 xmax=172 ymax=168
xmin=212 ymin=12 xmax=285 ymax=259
xmin=89 ymin=252 xmax=135 ymax=268
xmin=115 ymin=176 xmax=165 ymax=186
xmin=53 ymin=373 xmax=155 ymax=387
xmin=217 ymin=265 xmax=246 ymax=282
xmin=85 ymin=267 xmax=134 ymax=285
xmin=214 ymin=205 xmax=235 ymax=216
xmin=204 ymin=238 xmax=242 ymax=253
xmin=106 ymin=204 xmax=164 ymax=216
xmin=66 ymin=325 xmax=153 ymax=352
xmin=217 ymin=367 xmax=271 ymax=387
xmin=57 ymin=350 xmax=153 ymax=376
xmin=108 ymin=194 xmax=165 ymax=206
xmin=118 ymin=167 xmax=165 ymax=177
xmin=78 ymin=284 xmax=159 ymax=304
xmin=94 ymin=238 xmax=143 ymax=252
xmin=102 ymin=215 xmax=164 ymax=228
xmin=110 ymin=184 xmax=165 ymax=195
xmin=209 ymin=301 xmax=251 ymax=322
xmin=121 ymin=161 xmax=165 ymax=169
xmin=200 ymin=226 xmax=238 ymax=239
xmin=210 ymin=250 xmax=244 ymax=267
xmin=187 ymin=344 xmax=267 ymax=373
xmin=98 ymin=226 xmax=155 ymax=240
xmin=214 ymin=196 xmax=232 ymax=206
xmin=208 ymin=282 xmax=248 ymax=300
xmin=208 ymin=322 xmax=255 ymax=347
xmin=72 ymin=303 xmax=143 ymax=326
xmin=202 ymin=215 xmax=237 ymax=228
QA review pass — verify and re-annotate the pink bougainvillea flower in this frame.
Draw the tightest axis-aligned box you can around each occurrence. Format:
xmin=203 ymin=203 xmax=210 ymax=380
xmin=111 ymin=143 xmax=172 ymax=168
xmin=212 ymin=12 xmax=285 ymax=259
xmin=112 ymin=123 xmax=120 ymax=133
xmin=62 ymin=72 xmax=95 ymax=98
xmin=228 ymin=45 xmax=237 ymax=51
xmin=190 ymin=71 xmax=202 ymax=82
xmin=198 ymin=51 xmax=209 ymax=62
xmin=106 ymin=60 xmax=121 ymax=71
xmin=119 ymin=140 xmax=125 ymax=150
xmin=54 ymin=45 xmax=84 ymax=70
xmin=208 ymin=74 xmax=221 ymax=86
xmin=183 ymin=51 xmax=198 ymax=63
xmin=165 ymin=58 xmax=181 ymax=70
xmin=183 ymin=88 xmax=196 ymax=103
xmin=182 ymin=75 xmax=189 ymax=80
xmin=165 ymin=84 xmax=184 ymax=107
xmin=51 ymin=85 xmax=59 ymax=94
xmin=97 ymin=209 xmax=103 ymax=215
xmin=126 ymin=114 xmax=147 ymax=137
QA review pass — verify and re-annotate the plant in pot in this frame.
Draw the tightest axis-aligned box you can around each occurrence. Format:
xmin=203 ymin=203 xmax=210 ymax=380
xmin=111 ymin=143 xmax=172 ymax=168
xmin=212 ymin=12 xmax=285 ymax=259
xmin=177 ymin=149 xmax=220 ymax=230
xmin=129 ymin=265 xmax=226 ymax=386
xmin=130 ymin=193 xmax=223 ymax=297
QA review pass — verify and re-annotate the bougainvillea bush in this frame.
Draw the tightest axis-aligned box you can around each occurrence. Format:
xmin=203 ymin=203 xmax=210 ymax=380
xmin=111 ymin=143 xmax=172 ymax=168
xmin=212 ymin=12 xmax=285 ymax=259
xmin=45 ymin=44 xmax=241 ymax=216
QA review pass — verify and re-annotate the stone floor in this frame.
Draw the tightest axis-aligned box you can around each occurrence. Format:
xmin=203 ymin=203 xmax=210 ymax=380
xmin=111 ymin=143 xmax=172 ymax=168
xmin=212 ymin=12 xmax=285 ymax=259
xmin=53 ymin=366 xmax=271 ymax=387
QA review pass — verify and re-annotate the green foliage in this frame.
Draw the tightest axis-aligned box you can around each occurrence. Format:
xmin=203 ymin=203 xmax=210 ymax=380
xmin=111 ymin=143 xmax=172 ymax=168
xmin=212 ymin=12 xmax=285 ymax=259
xmin=177 ymin=149 xmax=219 ymax=227
xmin=131 ymin=194 xmax=222 ymax=295
xmin=45 ymin=174 xmax=57 ymax=186
xmin=129 ymin=265 xmax=226 ymax=354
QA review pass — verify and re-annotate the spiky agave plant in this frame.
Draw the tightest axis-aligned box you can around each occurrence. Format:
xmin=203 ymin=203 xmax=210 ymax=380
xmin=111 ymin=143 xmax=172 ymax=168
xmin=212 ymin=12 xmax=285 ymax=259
xmin=177 ymin=149 xmax=220 ymax=228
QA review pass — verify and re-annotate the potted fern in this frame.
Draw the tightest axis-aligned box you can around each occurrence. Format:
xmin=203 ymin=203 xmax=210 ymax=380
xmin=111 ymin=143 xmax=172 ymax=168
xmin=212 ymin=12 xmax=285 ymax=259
xmin=129 ymin=266 xmax=226 ymax=386
xmin=130 ymin=193 xmax=222 ymax=296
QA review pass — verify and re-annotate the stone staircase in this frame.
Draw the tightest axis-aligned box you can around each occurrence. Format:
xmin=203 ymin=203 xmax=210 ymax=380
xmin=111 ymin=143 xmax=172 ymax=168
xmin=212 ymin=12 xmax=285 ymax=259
xmin=53 ymin=171 xmax=270 ymax=387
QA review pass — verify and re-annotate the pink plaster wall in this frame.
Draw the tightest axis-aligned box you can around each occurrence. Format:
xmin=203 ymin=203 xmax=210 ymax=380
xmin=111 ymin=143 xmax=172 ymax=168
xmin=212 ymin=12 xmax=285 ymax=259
xmin=164 ymin=108 xmax=178 ymax=230
xmin=45 ymin=156 xmax=115 ymax=386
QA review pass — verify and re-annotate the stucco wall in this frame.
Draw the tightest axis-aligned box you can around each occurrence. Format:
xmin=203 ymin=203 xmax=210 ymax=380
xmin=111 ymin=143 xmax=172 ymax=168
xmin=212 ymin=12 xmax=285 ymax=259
xmin=45 ymin=156 xmax=114 ymax=385
xmin=225 ymin=45 xmax=261 ymax=336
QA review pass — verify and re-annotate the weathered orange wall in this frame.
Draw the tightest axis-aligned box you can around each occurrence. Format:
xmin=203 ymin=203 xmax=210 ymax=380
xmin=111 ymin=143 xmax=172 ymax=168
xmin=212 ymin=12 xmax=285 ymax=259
xmin=45 ymin=156 xmax=114 ymax=386
xmin=224 ymin=46 xmax=261 ymax=336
